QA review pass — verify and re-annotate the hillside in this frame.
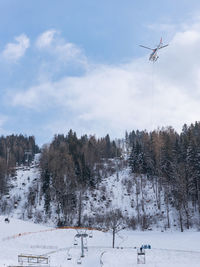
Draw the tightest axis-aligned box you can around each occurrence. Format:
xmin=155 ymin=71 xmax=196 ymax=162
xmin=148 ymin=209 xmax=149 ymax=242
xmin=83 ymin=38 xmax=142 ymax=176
xmin=1 ymin=153 xmax=199 ymax=232
xmin=1 ymin=125 xmax=200 ymax=232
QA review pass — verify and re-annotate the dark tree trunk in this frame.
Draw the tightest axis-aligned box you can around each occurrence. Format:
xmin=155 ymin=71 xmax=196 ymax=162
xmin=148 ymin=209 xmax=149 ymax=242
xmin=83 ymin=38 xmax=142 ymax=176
xmin=165 ymin=184 xmax=170 ymax=228
xmin=178 ymin=205 xmax=184 ymax=232
xmin=78 ymin=190 xmax=82 ymax=226
xmin=112 ymin=228 xmax=116 ymax=248
xmin=183 ymin=203 xmax=190 ymax=230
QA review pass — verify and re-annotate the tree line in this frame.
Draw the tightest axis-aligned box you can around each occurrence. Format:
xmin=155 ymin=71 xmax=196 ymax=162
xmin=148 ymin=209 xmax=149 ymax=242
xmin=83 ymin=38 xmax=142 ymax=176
xmin=128 ymin=122 xmax=200 ymax=231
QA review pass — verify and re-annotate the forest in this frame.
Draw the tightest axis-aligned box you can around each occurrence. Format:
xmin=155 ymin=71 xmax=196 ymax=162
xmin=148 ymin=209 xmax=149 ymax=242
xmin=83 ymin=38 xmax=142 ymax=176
xmin=128 ymin=122 xmax=200 ymax=231
xmin=39 ymin=130 xmax=121 ymax=225
xmin=1 ymin=123 xmax=200 ymax=231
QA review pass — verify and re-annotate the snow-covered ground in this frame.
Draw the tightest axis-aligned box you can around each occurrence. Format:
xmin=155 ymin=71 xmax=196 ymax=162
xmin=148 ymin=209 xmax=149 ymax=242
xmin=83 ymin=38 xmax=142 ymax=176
xmin=81 ymin=166 xmax=181 ymax=231
xmin=1 ymin=216 xmax=200 ymax=267
xmin=2 ymin=154 xmax=44 ymax=224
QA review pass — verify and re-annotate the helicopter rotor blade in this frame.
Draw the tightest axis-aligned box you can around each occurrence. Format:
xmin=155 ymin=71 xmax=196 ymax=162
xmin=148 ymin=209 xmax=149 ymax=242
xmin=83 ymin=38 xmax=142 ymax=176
xmin=139 ymin=45 xmax=154 ymax=50
xmin=159 ymin=44 xmax=169 ymax=49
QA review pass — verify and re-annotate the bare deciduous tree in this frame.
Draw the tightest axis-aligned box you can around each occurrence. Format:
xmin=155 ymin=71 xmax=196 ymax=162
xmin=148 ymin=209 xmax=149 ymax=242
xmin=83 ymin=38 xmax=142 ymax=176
xmin=105 ymin=209 xmax=125 ymax=248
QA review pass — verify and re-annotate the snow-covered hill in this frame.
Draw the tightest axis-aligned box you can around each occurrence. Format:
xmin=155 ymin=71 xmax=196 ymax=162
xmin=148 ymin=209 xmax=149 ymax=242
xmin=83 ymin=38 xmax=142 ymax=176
xmin=2 ymin=155 xmax=199 ymax=231
xmin=1 ymin=154 xmax=42 ymax=223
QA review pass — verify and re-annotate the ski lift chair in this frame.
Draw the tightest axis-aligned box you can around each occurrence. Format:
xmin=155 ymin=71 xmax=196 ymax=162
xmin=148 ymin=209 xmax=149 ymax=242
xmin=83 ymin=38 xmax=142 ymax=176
xmin=77 ymin=258 xmax=82 ymax=264
xmin=89 ymin=231 xmax=93 ymax=238
xmin=84 ymin=239 xmax=88 ymax=251
xmin=74 ymin=237 xmax=78 ymax=246
xmin=67 ymin=253 xmax=72 ymax=260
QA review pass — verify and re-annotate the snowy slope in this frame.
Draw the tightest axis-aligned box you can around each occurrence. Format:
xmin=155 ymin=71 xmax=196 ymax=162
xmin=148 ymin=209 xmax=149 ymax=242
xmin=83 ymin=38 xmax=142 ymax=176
xmin=81 ymin=167 xmax=180 ymax=231
xmin=2 ymin=155 xmax=196 ymax=231
xmin=2 ymin=154 xmax=42 ymax=223
xmin=1 ymin=216 xmax=200 ymax=267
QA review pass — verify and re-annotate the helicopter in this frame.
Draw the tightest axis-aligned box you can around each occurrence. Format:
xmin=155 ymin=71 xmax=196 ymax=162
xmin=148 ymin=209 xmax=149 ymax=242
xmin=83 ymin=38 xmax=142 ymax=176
xmin=139 ymin=38 xmax=168 ymax=62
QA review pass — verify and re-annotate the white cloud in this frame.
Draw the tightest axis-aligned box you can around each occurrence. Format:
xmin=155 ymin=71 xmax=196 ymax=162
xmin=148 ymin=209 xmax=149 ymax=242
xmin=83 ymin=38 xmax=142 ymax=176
xmin=2 ymin=34 xmax=30 ymax=62
xmin=8 ymin=20 xmax=200 ymax=138
xmin=35 ymin=29 xmax=87 ymax=67
xmin=35 ymin=29 xmax=57 ymax=48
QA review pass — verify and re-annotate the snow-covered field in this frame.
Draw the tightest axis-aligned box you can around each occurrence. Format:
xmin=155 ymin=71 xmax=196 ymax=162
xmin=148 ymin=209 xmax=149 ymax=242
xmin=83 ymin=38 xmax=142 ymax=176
xmin=1 ymin=216 xmax=200 ymax=267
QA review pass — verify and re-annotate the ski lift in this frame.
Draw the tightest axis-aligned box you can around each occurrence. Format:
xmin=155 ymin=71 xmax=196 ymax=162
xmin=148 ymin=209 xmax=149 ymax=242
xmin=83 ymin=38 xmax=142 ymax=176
xmin=137 ymin=248 xmax=145 ymax=264
xmin=77 ymin=258 xmax=82 ymax=264
xmin=67 ymin=254 xmax=72 ymax=261
xmin=74 ymin=237 xmax=78 ymax=246
xmin=67 ymin=248 xmax=72 ymax=260
xmin=89 ymin=231 xmax=93 ymax=238
xmin=84 ymin=239 xmax=88 ymax=251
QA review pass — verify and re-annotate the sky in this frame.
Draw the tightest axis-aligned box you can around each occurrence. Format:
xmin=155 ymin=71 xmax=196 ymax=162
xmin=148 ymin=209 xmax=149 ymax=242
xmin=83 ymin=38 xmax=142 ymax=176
xmin=1 ymin=0 xmax=200 ymax=145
